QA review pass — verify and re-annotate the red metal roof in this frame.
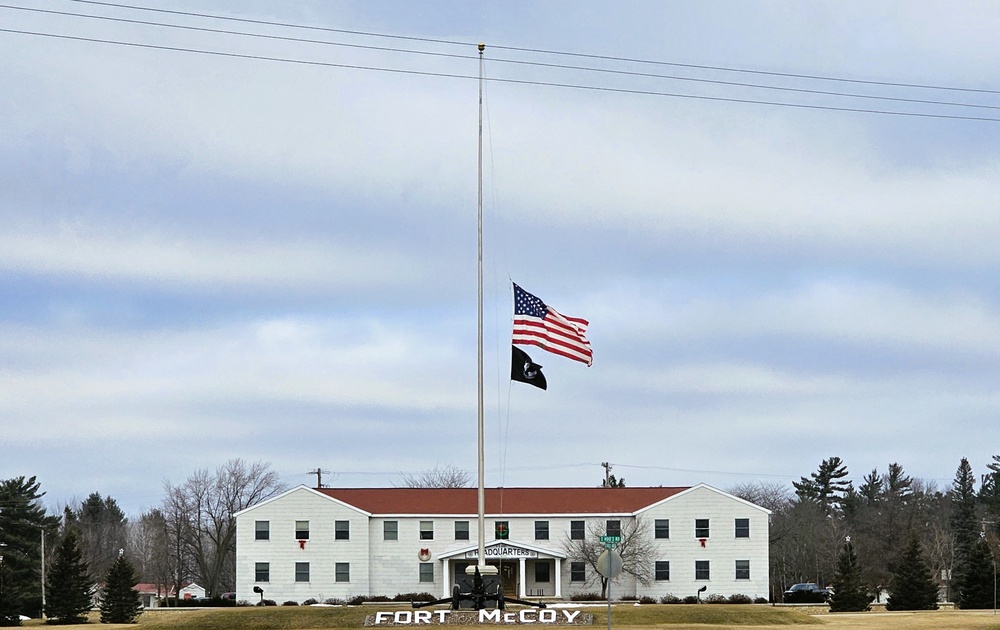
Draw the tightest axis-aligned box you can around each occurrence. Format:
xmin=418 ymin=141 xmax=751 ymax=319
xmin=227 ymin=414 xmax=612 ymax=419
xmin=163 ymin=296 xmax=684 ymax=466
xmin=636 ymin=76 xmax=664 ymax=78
xmin=315 ymin=486 xmax=688 ymax=515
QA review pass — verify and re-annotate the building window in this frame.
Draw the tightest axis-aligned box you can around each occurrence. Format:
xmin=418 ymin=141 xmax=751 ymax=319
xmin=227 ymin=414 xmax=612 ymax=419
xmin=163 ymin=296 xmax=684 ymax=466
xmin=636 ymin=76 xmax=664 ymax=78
xmin=655 ymin=561 xmax=670 ymax=581
xmin=295 ymin=562 xmax=309 ymax=582
xmin=455 ymin=521 xmax=470 ymax=540
xmin=606 ymin=520 xmax=621 ymax=537
xmin=335 ymin=520 xmax=350 ymax=540
xmin=695 ymin=519 xmax=710 ymax=539
xmin=570 ymin=562 xmax=586 ymax=582
xmin=384 ymin=521 xmax=398 ymax=541
xmin=295 ymin=520 xmax=309 ymax=540
xmin=419 ymin=563 xmax=434 ymax=583
xmin=420 ymin=521 xmax=434 ymax=540
xmin=735 ymin=518 xmax=750 ymax=538
xmin=535 ymin=562 xmax=550 ymax=583
xmin=695 ymin=560 xmax=710 ymax=580
xmin=336 ymin=562 xmax=350 ymax=582
xmin=735 ymin=560 xmax=750 ymax=580
xmin=570 ymin=520 xmax=585 ymax=540
xmin=535 ymin=521 xmax=549 ymax=540
xmin=654 ymin=519 xmax=669 ymax=539
xmin=254 ymin=562 xmax=269 ymax=582
xmin=494 ymin=521 xmax=510 ymax=540
xmin=255 ymin=520 xmax=269 ymax=541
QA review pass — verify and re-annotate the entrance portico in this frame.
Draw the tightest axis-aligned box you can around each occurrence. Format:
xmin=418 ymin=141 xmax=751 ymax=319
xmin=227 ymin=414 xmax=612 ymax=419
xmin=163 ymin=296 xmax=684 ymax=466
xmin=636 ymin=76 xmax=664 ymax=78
xmin=438 ymin=540 xmax=566 ymax=599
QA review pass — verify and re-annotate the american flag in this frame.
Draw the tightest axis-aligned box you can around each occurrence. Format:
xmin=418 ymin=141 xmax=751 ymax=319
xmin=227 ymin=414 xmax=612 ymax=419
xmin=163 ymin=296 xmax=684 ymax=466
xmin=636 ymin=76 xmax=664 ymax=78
xmin=512 ymin=283 xmax=592 ymax=366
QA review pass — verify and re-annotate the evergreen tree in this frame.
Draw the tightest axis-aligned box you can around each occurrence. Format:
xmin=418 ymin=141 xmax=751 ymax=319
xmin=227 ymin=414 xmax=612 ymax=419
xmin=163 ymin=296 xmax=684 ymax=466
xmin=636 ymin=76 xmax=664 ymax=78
xmin=794 ymin=457 xmax=852 ymax=514
xmin=44 ymin=530 xmax=92 ymax=624
xmin=980 ymin=454 xmax=1000 ymax=540
xmin=949 ymin=457 xmax=980 ymax=606
xmin=72 ymin=494 xmax=127 ymax=583
xmin=829 ymin=539 xmax=871 ymax=612
xmin=0 ymin=476 xmax=59 ymax=619
xmin=99 ymin=553 xmax=142 ymax=624
xmin=956 ymin=535 xmax=995 ymax=609
xmin=0 ymin=556 xmax=23 ymax=626
xmin=886 ymin=535 xmax=939 ymax=610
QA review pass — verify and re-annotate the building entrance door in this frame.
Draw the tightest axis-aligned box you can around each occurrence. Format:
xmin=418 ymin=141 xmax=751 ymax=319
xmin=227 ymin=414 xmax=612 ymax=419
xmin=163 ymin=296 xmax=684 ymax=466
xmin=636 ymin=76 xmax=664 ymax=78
xmin=499 ymin=562 xmax=517 ymax=596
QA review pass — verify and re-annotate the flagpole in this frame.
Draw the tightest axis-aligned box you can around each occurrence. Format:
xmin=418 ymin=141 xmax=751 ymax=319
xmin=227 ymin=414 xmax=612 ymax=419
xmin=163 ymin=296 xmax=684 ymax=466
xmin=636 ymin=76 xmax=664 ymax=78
xmin=474 ymin=41 xmax=495 ymax=578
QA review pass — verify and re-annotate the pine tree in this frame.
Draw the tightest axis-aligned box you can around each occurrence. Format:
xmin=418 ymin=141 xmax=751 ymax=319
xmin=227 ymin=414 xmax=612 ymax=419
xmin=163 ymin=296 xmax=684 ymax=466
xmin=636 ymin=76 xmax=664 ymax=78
xmin=0 ymin=476 xmax=60 ymax=619
xmin=956 ymin=535 xmax=996 ymax=609
xmin=0 ymin=556 xmax=23 ymax=626
xmin=829 ymin=539 xmax=871 ymax=612
xmin=794 ymin=457 xmax=852 ymax=514
xmin=99 ymin=553 xmax=142 ymax=624
xmin=949 ymin=457 xmax=981 ymax=606
xmin=44 ymin=530 xmax=93 ymax=624
xmin=886 ymin=535 xmax=939 ymax=610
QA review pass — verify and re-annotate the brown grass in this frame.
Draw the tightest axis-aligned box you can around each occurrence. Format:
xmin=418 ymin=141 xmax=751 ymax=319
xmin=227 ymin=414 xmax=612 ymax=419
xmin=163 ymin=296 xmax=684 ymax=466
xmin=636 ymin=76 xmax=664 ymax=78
xmin=18 ymin=604 xmax=1000 ymax=629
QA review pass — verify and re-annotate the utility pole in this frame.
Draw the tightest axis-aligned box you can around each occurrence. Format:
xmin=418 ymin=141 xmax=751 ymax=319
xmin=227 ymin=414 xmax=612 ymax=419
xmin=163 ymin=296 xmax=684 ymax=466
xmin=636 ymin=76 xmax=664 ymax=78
xmin=601 ymin=462 xmax=612 ymax=487
xmin=306 ymin=469 xmax=330 ymax=488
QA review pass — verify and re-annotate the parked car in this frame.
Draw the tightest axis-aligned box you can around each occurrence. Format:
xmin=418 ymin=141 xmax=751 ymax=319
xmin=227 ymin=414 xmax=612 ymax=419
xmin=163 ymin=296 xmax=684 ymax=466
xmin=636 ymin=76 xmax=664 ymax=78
xmin=782 ymin=582 xmax=831 ymax=603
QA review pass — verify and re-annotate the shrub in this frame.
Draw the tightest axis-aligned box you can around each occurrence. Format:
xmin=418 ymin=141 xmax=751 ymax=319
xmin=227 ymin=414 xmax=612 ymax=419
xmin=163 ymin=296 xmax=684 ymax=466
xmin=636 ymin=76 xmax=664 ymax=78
xmin=348 ymin=595 xmax=366 ymax=606
xmin=258 ymin=599 xmax=276 ymax=606
xmin=236 ymin=600 xmax=252 ymax=607
xmin=638 ymin=596 xmax=657 ymax=604
xmin=394 ymin=593 xmax=434 ymax=602
xmin=620 ymin=595 xmax=637 ymax=601
xmin=754 ymin=597 xmax=768 ymax=604
xmin=727 ymin=594 xmax=753 ymax=604
xmin=660 ymin=594 xmax=681 ymax=604
xmin=323 ymin=598 xmax=345 ymax=605
xmin=282 ymin=600 xmax=299 ymax=606
xmin=571 ymin=592 xmax=601 ymax=601
xmin=302 ymin=598 xmax=319 ymax=606
xmin=704 ymin=594 xmax=728 ymax=604
xmin=682 ymin=595 xmax=699 ymax=604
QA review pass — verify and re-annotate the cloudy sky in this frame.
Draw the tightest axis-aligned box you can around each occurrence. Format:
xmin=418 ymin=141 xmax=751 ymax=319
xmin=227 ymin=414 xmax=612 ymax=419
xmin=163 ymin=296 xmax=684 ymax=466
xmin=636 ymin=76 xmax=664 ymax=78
xmin=3 ymin=0 xmax=1000 ymax=515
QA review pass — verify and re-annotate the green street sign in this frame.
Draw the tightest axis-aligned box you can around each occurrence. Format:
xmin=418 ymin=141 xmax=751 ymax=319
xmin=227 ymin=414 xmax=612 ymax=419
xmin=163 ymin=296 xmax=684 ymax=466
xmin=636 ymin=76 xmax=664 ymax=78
xmin=599 ymin=535 xmax=622 ymax=543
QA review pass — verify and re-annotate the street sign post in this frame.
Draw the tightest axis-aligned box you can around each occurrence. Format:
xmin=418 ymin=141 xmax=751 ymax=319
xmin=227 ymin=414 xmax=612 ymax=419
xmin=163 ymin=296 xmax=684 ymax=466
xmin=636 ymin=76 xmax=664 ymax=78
xmin=596 ymin=549 xmax=623 ymax=630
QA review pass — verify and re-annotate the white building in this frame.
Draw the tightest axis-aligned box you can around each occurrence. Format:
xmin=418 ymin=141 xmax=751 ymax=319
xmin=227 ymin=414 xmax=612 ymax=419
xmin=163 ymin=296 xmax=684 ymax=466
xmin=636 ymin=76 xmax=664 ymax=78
xmin=234 ymin=484 xmax=770 ymax=604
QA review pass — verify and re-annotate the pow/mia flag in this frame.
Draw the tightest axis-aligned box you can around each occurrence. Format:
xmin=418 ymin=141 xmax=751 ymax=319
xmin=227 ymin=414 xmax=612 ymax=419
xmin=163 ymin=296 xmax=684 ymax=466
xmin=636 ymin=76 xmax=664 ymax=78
xmin=511 ymin=345 xmax=547 ymax=390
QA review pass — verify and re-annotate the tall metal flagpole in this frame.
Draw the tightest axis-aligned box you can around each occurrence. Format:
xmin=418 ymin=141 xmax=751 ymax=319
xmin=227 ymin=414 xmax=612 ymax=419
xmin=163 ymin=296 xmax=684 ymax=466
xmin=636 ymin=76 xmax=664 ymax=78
xmin=474 ymin=41 xmax=494 ymax=577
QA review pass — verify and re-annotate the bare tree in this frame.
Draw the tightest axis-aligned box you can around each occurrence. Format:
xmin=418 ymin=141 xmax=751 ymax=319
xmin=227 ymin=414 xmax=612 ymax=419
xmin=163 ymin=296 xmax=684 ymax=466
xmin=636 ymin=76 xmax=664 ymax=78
xmin=561 ymin=517 xmax=654 ymax=599
xmin=397 ymin=464 xmax=472 ymax=488
xmin=727 ymin=481 xmax=792 ymax=513
xmin=164 ymin=459 xmax=286 ymax=597
xmin=127 ymin=509 xmax=176 ymax=603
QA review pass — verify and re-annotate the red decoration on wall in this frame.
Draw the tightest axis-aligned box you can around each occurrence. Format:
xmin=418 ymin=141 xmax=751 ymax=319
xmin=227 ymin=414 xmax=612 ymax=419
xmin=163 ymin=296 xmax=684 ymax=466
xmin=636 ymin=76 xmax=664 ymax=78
xmin=298 ymin=539 xmax=307 ymax=550
xmin=699 ymin=538 xmax=706 ymax=548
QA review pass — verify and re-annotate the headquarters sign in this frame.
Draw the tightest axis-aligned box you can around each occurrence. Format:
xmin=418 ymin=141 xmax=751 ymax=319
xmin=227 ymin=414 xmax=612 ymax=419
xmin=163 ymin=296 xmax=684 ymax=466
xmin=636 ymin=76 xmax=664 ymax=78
xmin=464 ymin=544 xmax=538 ymax=559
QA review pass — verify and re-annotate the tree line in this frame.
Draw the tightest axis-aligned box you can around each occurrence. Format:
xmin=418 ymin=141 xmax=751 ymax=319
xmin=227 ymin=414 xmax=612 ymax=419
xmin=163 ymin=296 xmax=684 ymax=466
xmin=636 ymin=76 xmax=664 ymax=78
xmin=0 ymin=459 xmax=285 ymax=623
xmin=729 ymin=455 xmax=1000 ymax=607
xmin=4 ymin=454 xmax=1000 ymax=620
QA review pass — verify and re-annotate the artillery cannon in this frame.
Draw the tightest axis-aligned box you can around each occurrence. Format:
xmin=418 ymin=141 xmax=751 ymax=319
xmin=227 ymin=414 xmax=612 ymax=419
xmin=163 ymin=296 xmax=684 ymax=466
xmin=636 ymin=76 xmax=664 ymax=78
xmin=412 ymin=566 xmax=546 ymax=610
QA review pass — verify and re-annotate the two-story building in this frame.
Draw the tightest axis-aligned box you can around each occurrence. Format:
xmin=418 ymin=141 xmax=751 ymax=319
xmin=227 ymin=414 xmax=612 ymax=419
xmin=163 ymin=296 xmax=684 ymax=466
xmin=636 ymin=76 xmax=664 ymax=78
xmin=234 ymin=484 xmax=770 ymax=604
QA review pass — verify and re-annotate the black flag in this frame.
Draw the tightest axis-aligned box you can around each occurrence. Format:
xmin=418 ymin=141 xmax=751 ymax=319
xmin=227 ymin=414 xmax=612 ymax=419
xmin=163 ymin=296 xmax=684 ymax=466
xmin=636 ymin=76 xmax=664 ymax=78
xmin=511 ymin=345 xmax=547 ymax=390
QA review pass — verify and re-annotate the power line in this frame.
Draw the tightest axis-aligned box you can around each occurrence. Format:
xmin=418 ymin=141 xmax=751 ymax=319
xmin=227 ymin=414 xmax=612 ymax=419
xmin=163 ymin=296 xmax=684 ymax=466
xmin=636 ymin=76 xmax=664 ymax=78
xmin=62 ymin=0 xmax=1000 ymax=97
xmin=6 ymin=4 xmax=999 ymax=113
xmin=3 ymin=26 xmax=1000 ymax=123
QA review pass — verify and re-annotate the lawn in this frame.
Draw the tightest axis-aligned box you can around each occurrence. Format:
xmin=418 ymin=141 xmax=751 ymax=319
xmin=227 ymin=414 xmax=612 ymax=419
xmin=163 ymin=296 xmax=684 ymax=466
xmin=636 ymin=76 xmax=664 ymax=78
xmin=18 ymin=604 xmax=1000 ymax=630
